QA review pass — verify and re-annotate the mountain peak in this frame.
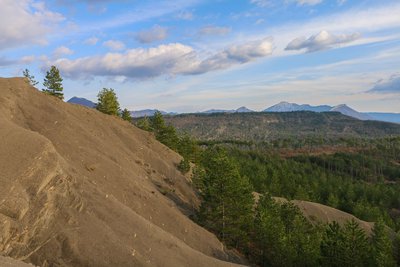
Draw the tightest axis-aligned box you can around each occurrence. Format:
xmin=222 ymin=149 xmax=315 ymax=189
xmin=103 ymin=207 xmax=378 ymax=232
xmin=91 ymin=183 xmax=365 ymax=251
xmin=236 ymin=106 xmax=253 ymax=113
xmin=67 ymin=96 xmax=96 ymax=108
xmin=330 ymin=104 xmax=373 ymax=120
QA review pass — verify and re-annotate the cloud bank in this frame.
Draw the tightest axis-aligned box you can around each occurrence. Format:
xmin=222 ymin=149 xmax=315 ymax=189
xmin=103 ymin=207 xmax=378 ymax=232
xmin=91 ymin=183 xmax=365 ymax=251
xmin=368 ymin=74 xmax=400 ymax=94
xmin=199 ymin=26 xmax=231 ymax=36
xmin=0 ymin=0 xmax=64 ymax=50
xmin=285 ymin=30 xmax=360 ymax=52
xmin=47 ymin=38 xmax=273 ymax=80
xmin=135 ymin=25 xmax=168 ymax=44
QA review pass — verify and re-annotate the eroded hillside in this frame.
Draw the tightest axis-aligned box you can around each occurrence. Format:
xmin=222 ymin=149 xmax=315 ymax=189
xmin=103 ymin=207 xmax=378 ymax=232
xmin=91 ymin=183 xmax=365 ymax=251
xmin=0 ymin=78 xmax=244 ymax=267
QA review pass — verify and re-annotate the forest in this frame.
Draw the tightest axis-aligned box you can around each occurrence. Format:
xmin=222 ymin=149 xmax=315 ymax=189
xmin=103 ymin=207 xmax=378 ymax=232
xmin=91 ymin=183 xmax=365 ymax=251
xmin=136 ymin=112 xmax=400 ymax=266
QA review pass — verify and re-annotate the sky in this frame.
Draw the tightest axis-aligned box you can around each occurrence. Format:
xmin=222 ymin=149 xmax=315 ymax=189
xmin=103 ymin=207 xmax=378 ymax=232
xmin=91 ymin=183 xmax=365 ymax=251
xmin=1 ymin=0 xmax=400 ymax=113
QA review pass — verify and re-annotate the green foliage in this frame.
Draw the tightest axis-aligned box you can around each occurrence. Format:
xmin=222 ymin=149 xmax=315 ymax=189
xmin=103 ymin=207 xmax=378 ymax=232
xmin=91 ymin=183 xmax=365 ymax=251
xmin=164 ymin=112 xmax=400 ymax=143
xmin=226 ymin=143 xmax=400 ymax=230
xmin=321 ymin=221 xmax=344 ymax=266
xmin=96 ymin=88 xmax=120 ymax=116
xmin=136 ymin=116 xmax=152 ymax=131
xmin=136 ymin=112 xmax=200 ymax=165
xmin=42 ymin=65 xmax=64 ymax=100
xmin=341 ymin=219 xmax=371 ymax=266
xmin=177 ymin=133 xmax=200 ymax=163
xmin=197 ymin=147 xmax=254 ymax=248
xmin=177 ymin=159 xmax=190 ymax=174
xmin=253 ymin=195 xmax=321 ymax=266
xmin=22 ymin=68 xmax=38 ymax=86
xmin=121 ymin=108 xmax=132 ymax=122
xmin=371 ymin=220 xmax=396 ymax=267
xmin=395 ymin=231 xmax=400 ymax=265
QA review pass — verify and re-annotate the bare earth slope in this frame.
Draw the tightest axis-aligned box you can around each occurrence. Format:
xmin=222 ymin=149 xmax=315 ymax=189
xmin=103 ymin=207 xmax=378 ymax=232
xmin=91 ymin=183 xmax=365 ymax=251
xmin=0 ymin=78 xmax=244 ymax=267
xmin=269 ymin=196 xmax=374 ymax=234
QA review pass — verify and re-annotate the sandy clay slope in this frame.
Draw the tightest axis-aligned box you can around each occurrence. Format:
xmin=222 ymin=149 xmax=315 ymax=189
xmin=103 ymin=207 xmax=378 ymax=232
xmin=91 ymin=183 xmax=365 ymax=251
xmin=272 ymin=197 xmax=374 ymax=233
xmin=0 ymin=78 xmax=245 ymax=267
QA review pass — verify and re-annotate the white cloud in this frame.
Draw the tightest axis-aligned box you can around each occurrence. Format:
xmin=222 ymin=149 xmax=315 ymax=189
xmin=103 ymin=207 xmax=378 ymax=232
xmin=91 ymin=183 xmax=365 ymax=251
xmin=84 ymin=37 xmax=99 ymax=45
xmin=295 ymin=0 xmax=322 ymax=6
xmin=368 ymin=74 xmax=400 ymax=94
xmin=199 ymin=26 xmax=231 ymax=36
xmin=176 ymin=11 xmax=194 ymax=20
xmin=103 ymin=40 xmax=126 ymax=51
xmin=0 ymin=0 xmax=64 ymax=50
xmin=250 ymin=0 xmax=270 ymax=7
xmin=285 ymin=30 xmax=360 ymax=52
xmin=135 ymin=25 xmax=168 ymax=44
xmin=250 ymin=0 xmax=322 ymax=7
xmin=20 ymin=55 xmax=36 ymax=64
xmin=53 ymin=46 xmax=74 ymax=58
xmin=45 ymin=38 xmax=273 ymax=80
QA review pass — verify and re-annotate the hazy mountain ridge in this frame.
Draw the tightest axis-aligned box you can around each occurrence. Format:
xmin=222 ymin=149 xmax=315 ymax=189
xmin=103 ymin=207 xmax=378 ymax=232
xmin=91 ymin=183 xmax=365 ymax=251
xmin=164 ymin=111 xmax=400 ymax=142
xmin=68 ymin=97 xmax=399 ymax=123
xmin=67 ymin=96 xmax=96 ymax=108
xmin=264 ymin=101 xmax=332 ymax=112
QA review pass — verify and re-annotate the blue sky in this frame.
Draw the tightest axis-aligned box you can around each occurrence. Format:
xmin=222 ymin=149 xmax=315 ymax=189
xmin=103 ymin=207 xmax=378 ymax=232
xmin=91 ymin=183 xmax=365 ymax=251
xmin=1 ymin=0 xmax=400 ymax=112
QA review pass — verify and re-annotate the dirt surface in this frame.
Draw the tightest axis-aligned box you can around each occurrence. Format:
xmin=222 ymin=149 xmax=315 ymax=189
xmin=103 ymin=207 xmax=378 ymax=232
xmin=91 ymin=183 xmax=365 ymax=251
xmin=0 ymin=78 xmax=245 ymax=267
xmin=0 ymin=256 xmax=36 ymax=267
xmin=273 ymin=197 xmax=374 ymax=233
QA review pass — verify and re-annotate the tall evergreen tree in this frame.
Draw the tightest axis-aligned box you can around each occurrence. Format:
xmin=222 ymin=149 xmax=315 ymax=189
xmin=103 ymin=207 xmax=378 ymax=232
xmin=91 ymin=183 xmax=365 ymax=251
xmin=253 ymin=195 xmax=321 ymax=266
xmin=341 ymin=219 xmax=371 ymax=266
xmin=198 ymin=147 xmax=254 ymax=248
xmin=42 ymin=65 xmax=64 ymax=99
xmin=371 ymin=220 xmax=396 ymax=267
xmin=321 ymin=221 xmax=344 ymax=266
xmin=121 ymin=108 xmax=132 ymax=122
xmin=136 ymin=116 xmax=152 ymax=131
xmin=22 ymin=68 xmax=38 ymax=87
xmin=96 ymin=88 xmax=120 ymax=116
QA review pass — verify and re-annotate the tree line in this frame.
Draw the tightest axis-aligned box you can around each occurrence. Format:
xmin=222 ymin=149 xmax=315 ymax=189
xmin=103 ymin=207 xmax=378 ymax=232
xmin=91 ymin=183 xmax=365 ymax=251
xmin=24 ymin=67 xmax=400 ymax=265
xmin=23 ymin=66 xmax=132 ymax=122
xmin=136 ymin=112 xmax=400 ymax=266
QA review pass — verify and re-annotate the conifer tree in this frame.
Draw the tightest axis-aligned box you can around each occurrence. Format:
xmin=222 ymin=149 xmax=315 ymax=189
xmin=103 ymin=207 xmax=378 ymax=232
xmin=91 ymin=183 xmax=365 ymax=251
xmin=43 ymin=65 xmax=64 ymax=99
xmin=96 ymin=88 xmax=120 ymax=116
xmin=341 ymin=219 xmax=371 ymax=266
xmin=121 ymin=108 xmax=132 ymax=122
xmin=198 ymin=147 xmax=253 ymax=248
xmin=136 ymin=116 xmax=152 ymax=131
xmin=371 ymin=220 xmax=396 ymax=267
xmin=321 ymin=221 xmax=344 ymax=266
xmin=22 ymin=69 xmax=38 ymax=87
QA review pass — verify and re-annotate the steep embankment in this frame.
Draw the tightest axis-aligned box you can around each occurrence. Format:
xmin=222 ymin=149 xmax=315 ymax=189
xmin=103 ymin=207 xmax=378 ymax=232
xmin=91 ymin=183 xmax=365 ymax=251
xmin=272 ymin=197 xmax=374 ymax=234
xmin=0 ymin=78 xmax=244 ymax=267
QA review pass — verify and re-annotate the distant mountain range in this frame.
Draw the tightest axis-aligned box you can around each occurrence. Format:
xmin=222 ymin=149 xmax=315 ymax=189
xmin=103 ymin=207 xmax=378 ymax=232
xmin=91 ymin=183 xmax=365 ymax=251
xmin=66 ymin=97 xmax=400 ymax=124
xmin=201 ymin=106 xmax=255 ymax=114
xmin=265 ymin=101 xmax=332 ymax=113
xmin=67 ymin=97 xmax=96 ymax=108
xmin=129 ymin=109 xmax=177 ymax=118
xmin=265 ymin=102 xmax=372 ymax=121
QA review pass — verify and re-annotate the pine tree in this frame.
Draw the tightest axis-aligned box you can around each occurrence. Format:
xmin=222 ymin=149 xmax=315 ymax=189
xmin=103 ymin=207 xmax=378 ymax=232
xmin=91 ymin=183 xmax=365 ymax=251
xmin=96 ymin=88 xmax=120 ymax=116
xmin=136 ymin=116 xmax=152 ymax=131
xmin=22 ymin=69 xmax=38 ymax=87
xmin=121 ymin=108 xmax=132 ymax=122
xmin=253 ymin=194 xmax=286 ymax=266
xmin=342 ymin=219 xmax=371 ymax=266
xmin=43 ymin=65 xmax=64 ymax=99
xmin=198 ymin=147 xmax=254 ymax=248
xmin=371 ymin=220 xmax=396 ymax=267
xmin=150 ymin=111 xmax=166 ymax=136
xmin=321 ymin=221 xmax=344 ymax=266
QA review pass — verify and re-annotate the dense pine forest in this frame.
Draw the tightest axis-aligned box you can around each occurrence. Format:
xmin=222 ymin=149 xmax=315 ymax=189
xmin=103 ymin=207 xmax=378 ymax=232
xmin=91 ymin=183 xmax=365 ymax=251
xmin=136 ymin=112 xmax=400 ymax=266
